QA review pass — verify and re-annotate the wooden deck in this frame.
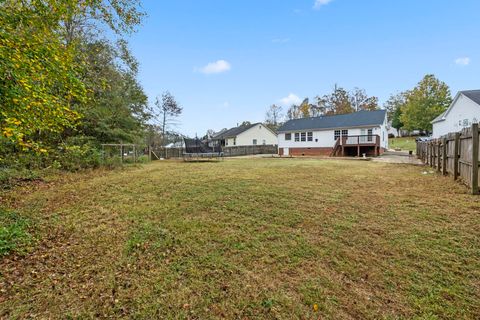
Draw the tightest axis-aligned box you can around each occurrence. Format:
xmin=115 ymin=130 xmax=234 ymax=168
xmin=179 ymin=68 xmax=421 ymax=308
xmin=331 ymin=135 xmax=381 ymax=157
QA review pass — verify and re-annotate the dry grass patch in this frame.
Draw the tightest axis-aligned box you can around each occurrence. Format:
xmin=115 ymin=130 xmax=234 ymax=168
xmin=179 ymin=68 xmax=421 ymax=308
xmin=0 ymin=158 xmax=479 ymax=319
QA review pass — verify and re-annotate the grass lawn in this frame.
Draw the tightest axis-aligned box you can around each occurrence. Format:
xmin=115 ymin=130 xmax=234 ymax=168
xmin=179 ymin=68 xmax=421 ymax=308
xmin=1 ymin=159 xmax=479 ymax=319
xmin=389 ymin=137 xmax=418 ymax=152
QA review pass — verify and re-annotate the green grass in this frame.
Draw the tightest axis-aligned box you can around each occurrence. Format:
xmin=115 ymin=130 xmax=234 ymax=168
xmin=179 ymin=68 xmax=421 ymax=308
xmin=0 ymin=208 xmax=32 ymax=256
xmin=0 ymin=159 xmax=479 ymax=319
xmin=390 ymin=137 xmax=418 ymax=152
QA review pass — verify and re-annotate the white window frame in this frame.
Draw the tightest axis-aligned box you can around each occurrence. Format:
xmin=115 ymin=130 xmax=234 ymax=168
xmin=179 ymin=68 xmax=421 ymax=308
xmin=334 ymin=130 xmax=341 ymax=141
xmin=307 ymin=132 xmax=313 ymax=142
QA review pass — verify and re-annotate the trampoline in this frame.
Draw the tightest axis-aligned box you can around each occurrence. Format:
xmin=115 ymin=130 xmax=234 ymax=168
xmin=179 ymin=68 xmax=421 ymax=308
xmin=183 ymin=138 xmax=224 ymax=161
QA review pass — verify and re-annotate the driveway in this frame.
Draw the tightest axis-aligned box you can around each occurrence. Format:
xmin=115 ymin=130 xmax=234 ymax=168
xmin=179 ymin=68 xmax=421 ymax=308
xmin=373 ymin=150 xmax=424 ymax=165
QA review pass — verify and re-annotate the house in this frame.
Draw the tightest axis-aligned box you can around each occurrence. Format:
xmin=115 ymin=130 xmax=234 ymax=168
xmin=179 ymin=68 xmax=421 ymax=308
xmin=210 ymin=122 xmax=278 ymax=147
xmin=165 ymin=141 xmax=184 ymax=149
xmin=431 ymin=90 xmax=480 ymax=138
xmin=387 ymin=122 xmax=420 ymax=137
xmin=277 ymin=110 xmax=388 ymax=157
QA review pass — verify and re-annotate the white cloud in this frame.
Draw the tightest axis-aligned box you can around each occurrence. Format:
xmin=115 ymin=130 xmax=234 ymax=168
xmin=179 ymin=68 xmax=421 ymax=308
xmin=455 ymin=57 xmax=470 ymax=66
xmin=197 ymin=60 xmax=231 ymax=74
xmin=272 ymin=38 xmax=290 ymax=44
xmin=313 ymin=0 xmax=333 ymax=9
xmin=279 ymin=93 xmax=302 ymax=107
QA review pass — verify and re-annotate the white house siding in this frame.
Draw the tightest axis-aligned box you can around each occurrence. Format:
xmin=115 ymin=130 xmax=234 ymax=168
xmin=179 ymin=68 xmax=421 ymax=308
xmin=432 ymin=94 xmax=480 ymax=138
xmin=225 ymin=124 xmax=277 ymax=147
xmin=278 ymin=125 xmax=388 ymax=150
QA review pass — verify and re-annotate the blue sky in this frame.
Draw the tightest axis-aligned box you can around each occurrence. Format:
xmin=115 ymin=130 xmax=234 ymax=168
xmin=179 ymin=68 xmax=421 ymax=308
xmin=129 ymin=0 xmax=480 ymax=136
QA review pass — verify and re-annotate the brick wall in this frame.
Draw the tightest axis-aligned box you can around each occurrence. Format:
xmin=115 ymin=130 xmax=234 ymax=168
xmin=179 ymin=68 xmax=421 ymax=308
xmin=279 ymin=147 xmax=333 ymax=156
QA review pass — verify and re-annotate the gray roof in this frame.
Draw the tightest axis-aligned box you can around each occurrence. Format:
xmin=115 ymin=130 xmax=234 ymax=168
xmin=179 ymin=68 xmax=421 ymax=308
xmin=432 ymin=90 xmax=480 ymax=123
xmin=277 ymin=110 xmax=386 ymax=132
xmin=462 ymin=90 xmax=480 ymax=105
xmin=212 ymin=122 xmax=261 ymax=139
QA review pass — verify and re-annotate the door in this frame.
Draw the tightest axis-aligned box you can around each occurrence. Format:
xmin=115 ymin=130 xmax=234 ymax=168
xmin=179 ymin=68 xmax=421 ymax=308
xmin=360 ymin=129 xmax=366 ymax=143
xmin=284 ymin=147 xmax=289 ymax=156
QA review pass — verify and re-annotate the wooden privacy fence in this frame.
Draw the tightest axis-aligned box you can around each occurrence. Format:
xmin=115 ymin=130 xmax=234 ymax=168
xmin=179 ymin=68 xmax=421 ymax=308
xmin=416 ymin=123 xmax=479 ymax=194
xmin=150 ymin=147 xmax=184 ymax=159
xmin=222 ymin=145 xmax=278 ymax=157
xmin=150 ymin=145 xmax=278 ymax=159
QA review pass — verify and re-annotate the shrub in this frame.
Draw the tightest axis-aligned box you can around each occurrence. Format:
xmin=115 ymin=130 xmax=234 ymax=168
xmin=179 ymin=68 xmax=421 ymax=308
xmin=55 ymin=139 xmax=102 ymax=171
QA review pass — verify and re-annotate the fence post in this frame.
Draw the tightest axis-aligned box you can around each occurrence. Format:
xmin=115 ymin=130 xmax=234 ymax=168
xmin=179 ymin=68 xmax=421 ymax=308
xmin=430 ymin=141 xmax=435 ymax=168
xmin=436 ymin=141 xmax=441 ymax=172
xmin=442 ymin=137 xmax=447 ymax=175
xmin=454 ymin=132 xmax=460 ymax=180
xmin=423 ymin=142 xmax=429 ymax=164
xmin=428 ymin=142 xmax=431 ymax=164
xmin=472 ymin=123 xmax=479 ymax=194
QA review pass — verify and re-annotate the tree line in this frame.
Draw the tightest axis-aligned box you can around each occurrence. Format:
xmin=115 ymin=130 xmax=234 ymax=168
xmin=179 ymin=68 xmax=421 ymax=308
xmin=0 ymin=1 xmax=181 ymax=171
xmin=265 ymin=75 xmax=452 ymax=135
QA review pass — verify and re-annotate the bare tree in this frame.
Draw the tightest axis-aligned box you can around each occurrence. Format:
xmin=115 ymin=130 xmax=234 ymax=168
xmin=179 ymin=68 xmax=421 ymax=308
xmin=350 ymin=88 xmax=379 ymax=111
xmin=286 ymin=104 xmax=301 ymax=120
xmin=154 ymin=91 xmax=182 ymax=146
xmin=265 ymin=104 xmax=283 ymax=126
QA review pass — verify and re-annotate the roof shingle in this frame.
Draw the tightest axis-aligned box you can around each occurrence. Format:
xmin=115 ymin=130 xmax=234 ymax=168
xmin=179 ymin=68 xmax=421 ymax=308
xmin=277 ymin=110 xmax=386 ymax=132
xmin=461 ymin=90 xmax=480 ymax=105
xmin=212 ymin=123 xmax=261 ymax=139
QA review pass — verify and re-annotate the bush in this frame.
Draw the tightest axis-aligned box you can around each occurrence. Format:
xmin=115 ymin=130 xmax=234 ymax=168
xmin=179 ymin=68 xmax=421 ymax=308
xmin=0 ymin=167 xmax=42 ymax=189
xmin=54 ymin=137 xmax=102 ymax=171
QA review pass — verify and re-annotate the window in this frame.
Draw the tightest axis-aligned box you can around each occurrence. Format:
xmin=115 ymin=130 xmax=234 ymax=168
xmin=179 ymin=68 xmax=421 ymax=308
xmin=367 ymin=129 xmax=373 ymax=142
xmin=334 ymin=130 xmax=341 ymax=141
xmin=262 ymin=139 xmax=266 ymax=145
xmin=295 ymin=133 xmax=300 ymax=142
xmin=233 ymin=138 xmax=236 ymax=146
xmin=301 ymin=132 xmax=306 ymax=142
xmin=253 ymin=139 xmax=257 ymax=145
xmin=307 ymin=132 xmax=313 ymax=142
xmin=341 ymin=129 xmax=349 ymax=137
xmin=285 ymin=133 xmax=292 ymax=141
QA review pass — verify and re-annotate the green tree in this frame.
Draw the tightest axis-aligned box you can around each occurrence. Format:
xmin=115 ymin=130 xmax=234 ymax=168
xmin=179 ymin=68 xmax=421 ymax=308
xmin=384 ymin=92 xmax=407 ymax=135
xmin=0 ymin=0 xmax=145 ymax=151
xmin=316 ymin=85 xmax=354 ymax=115
xmin=400 ymin=75 xmax=452 ymax=132
xmin=0 ymin=2 xmax=86 ymax=151
xmin=75 ymin=40 xmax=149 ymax=144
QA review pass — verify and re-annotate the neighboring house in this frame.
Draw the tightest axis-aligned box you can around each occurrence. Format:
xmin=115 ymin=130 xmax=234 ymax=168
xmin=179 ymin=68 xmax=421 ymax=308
xmin=211 ymin=123 xmax=278 ymax=147
xmin=432 ymin=90 xmax=480 ymax=138
xmin=165 ymin=141 xmax=184 ymax=149
xmin=277 ymin=110 xmax=388 ymax=157
xmin=387 ymin=121 xmax=400 ymax=137
xmin=387 ymin=122 xmax=420 ymax=137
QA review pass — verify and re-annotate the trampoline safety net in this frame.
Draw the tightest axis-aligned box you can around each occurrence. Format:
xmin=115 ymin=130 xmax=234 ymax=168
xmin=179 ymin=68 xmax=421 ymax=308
xmin=183 ymin=138 xmax=223 ymax=160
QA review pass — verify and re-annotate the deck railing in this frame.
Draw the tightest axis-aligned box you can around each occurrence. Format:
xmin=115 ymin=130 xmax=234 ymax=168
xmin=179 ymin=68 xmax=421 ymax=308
xmin=341 ymin=135 xmax=380 ymax=146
